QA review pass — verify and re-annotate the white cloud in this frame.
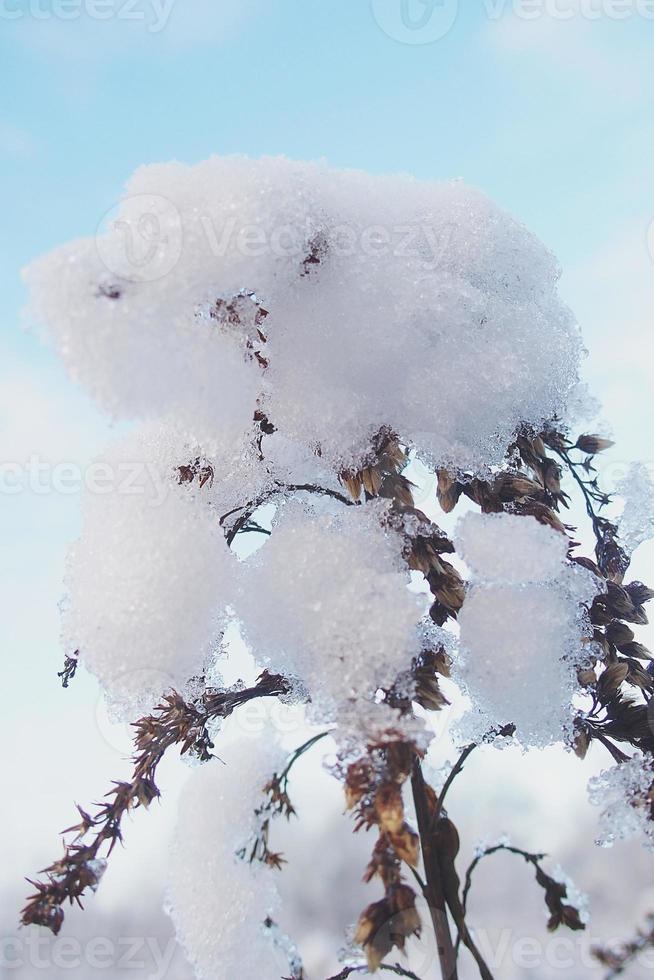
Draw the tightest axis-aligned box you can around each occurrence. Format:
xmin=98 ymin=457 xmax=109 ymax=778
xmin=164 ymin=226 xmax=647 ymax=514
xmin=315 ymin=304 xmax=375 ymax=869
xmin=484 ymin=1 xmax=650 ymax=99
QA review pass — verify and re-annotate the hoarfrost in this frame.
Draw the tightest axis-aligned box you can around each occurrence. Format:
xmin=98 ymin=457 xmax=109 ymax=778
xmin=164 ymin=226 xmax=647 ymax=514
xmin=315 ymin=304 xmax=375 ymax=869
xmin=550 ymin=864 xmax=591 ymax=925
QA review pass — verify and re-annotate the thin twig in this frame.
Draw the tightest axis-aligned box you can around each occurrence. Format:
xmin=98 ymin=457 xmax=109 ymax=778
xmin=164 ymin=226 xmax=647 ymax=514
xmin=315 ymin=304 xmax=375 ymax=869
xmin=549 ymin=440 xmax=629 ymax=579
xmin=431 ymin=725 xmax=515 ymax=833
xmin=459 ymin=845 xmax=546 ymax=927
xmin=326 ymin=963 xmax=422 ymax=979
xmin=57 ymin=652 xmax=79 ymax=688
xmin=248 ymin=731 xmax=333 ymax=867
xmin=591 ymin=730 xmax=631 ymax=765
xmin=279 ymin=730 xmax=333 ymax=784
xmin=430 ymin=742 xmax=477 ymax=831
xmin=220 ymin=481 xmax=357 ymax=546
xmin=456 ymin=842 xmax=584 ymax=957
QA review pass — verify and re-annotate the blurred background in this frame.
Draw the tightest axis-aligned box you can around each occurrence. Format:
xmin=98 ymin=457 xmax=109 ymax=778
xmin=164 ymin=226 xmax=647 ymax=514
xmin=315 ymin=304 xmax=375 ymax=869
xmin=2 ymin=1 xmax=654 ymax=977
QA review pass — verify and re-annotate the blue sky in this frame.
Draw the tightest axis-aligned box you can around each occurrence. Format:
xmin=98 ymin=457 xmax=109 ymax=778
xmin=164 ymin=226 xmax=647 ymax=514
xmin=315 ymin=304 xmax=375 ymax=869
xmin=2 ymin=0 xmax=654 ymax=964
xmin=2 ymin=1 xmax=654 ymax=428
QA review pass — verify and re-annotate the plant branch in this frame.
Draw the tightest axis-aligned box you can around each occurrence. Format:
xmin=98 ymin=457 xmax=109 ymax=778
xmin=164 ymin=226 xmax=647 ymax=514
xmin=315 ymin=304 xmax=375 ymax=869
xmin=457 ymin=842 xmax=585 ymax=951
xmin=410 ymin=757 xmax=458 ymax=980
xmin=220 ymin=481 xmax=357 ymax=545
xmin=547 ymin=437 xmax=629 ymax=579
xmin=430 ymin=743 xmax=477 ymax=832
xmin=430 ymin=725 xmax=515 ymax=834
xmin=248 ymin=730 xmax=333 ymax=868
xmin=57 ymin=652 xmax=79 ymax=688
xmin=21 ymin=671 xmax=291 ymax=933
xmin=590 ymin=730 xmax=632 ymax=765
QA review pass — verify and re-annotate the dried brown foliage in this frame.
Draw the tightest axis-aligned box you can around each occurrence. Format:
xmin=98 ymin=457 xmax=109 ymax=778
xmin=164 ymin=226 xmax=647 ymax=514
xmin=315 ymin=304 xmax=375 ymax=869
xmin=24 ymin=422 xmax=654 ymax=979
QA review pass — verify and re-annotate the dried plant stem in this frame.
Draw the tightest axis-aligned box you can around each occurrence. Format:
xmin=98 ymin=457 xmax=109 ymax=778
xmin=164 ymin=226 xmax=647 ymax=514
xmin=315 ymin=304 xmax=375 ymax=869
xmin=410 ymin=758 xmax=458 ymax=980
xmin=57 ymin=651 xmax=79 ymax=688
xmin=591 ymin=730 xmax=631 ymax=765
xmin=282 ymin=730 xmax=332 ymax=776
xmin=249 ymin=730 xmax=333 ymax=868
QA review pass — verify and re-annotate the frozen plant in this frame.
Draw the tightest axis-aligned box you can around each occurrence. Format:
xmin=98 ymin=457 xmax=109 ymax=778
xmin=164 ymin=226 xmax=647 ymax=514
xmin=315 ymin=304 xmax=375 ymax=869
xmin=19 ymin=157 xmax=654 ymax=980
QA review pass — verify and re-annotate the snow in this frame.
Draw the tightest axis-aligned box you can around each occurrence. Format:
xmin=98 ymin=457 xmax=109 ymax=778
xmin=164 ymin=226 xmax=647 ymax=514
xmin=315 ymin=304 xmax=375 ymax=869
xmin=21 ymin=151 xmax=654 ymax=976
xmin=234 ymin=499 xmax=426 ymax=720
xmin=335 ymin=699 xmax=431 ymax=756
xmin=26 ymin=155 xmax=582 ymax=472
xmin=25 ymin=157 xmax=590 ymax=723
xmin=456 ymin=510 xmax=568 ymax=584
xmin=589 ymin=753 xmax=654 ymax=850
xmin=166 ymin=736 xmax=292 ymax=980
xmin=62 ymin=423 xmax=237 ymax=716
xmin=551 ymin=865 xmax=591 ymax=926
xmin=618 ymin=462 xmax=654 ymax=555
xmin=454 ymin=512 xmax=599 ymax=748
